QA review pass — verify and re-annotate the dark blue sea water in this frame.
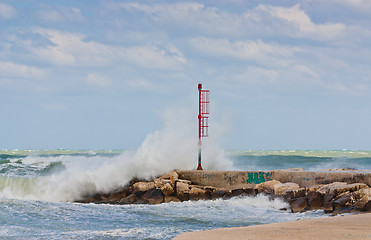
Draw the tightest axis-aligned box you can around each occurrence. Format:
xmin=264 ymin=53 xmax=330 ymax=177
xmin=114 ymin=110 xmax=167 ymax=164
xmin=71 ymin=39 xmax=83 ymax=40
xmin=0 ymin=149 xmax=370 ymax=239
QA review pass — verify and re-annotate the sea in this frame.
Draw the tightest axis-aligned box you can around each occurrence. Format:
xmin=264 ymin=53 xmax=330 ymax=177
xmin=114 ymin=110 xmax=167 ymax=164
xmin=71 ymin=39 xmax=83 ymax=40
xmin=1 ymin=149 xmax=371 ymax=239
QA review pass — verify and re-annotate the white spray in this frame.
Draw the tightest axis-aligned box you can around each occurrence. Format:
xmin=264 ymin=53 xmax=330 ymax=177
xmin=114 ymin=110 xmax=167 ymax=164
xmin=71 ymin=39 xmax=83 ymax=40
xmin=0 ymin=107 xmax=233 ymax=202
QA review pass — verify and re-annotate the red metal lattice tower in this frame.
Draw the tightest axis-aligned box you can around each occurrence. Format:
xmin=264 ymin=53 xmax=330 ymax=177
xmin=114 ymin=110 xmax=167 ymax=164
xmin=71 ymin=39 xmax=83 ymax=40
xmin=197 ymin=83 xmax=209 ymax=170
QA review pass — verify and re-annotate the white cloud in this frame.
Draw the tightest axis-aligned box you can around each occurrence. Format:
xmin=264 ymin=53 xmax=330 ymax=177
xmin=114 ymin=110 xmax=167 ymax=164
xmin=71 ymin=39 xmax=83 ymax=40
xmin=84 ymin=73 xmax=111 ymax=87
xmin=114 ymin=2 xmax=347 ymax=41
xmin=30 ymin=28 xmax=110 ymax=66
xmin=0 ymin=3 xmax=16 ymax=20
xmin=38 ymin=6 xmax=83 ymax=22
xmin=0 ymin=61 xmax=49 ymax=92
xmin=291 ymin=65 xmax=318 ymax=79
xmin=210 ymin=52 xmax=370 ymax=96
xmin=114 ymin=2 xmax=250 ymax=36
xmin=123 ymin=45 xmax=186 ymax=70
xmin=190 ymin=38 xmax=300 ymax=65
xmin=257 ymin=4 xmax=346 ymax=40
xmin=238 ymin=66 xmax=279 ymax=84
xmin=0 ymin=61 xmax=45 ymax=79
xmin=230 ymin=64 xmax=319 ymax=90
xmin=28 ymin=28 xmax=186 ymax=70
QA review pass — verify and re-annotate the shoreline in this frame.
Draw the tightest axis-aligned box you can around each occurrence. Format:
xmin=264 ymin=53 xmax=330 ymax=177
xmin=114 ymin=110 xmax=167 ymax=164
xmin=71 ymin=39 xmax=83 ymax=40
xmin=173 ymin=212 xmax=371 ymax=240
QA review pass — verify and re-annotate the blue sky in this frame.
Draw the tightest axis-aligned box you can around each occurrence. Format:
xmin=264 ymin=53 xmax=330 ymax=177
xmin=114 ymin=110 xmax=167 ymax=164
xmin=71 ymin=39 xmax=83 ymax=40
xmin=1 ymin=0 xmax=371 ymax=150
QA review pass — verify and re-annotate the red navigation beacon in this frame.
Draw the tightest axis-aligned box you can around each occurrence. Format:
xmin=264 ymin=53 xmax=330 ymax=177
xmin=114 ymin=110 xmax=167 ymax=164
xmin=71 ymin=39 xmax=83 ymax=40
xmin=197 ymin=83 xmax=209 ymax=170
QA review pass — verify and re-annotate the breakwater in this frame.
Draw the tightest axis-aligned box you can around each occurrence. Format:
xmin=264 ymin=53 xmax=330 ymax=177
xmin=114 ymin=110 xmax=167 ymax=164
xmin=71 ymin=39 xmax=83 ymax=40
xmin=176 ymin=169 xmax=371 ymax=189
xmin=76 ymin=168 xmax=371 ymax=215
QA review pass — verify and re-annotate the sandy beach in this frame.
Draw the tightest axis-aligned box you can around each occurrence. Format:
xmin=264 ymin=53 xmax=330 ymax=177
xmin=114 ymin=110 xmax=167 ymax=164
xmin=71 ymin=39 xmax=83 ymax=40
xmin=174 ymin=213 xmax=371 ymax=240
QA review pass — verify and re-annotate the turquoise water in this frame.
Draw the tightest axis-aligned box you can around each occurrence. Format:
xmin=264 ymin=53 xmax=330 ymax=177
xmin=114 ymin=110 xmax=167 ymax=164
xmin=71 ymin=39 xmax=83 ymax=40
xmin=0 ymin=149 xmax=369 ymax=239
xmin=232 ymin=150 xmax=371 ymax=171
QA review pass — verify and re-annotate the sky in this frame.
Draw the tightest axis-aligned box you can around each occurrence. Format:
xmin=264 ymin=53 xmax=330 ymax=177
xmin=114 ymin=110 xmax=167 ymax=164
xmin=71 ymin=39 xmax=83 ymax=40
xmin=1 ymin=0 xmax=371 ymax=150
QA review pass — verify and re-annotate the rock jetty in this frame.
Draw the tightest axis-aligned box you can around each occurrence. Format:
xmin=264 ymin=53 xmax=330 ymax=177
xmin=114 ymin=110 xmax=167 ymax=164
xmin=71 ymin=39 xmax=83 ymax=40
xmin=75 ymin=170 xmax=371 ymax=215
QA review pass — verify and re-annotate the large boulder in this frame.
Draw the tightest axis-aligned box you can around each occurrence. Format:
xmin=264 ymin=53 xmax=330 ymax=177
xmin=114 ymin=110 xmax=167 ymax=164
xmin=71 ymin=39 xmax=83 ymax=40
xmin=331 ymin=192 xmax=354 ymax=211
xmin=196 ymin=185 xmax=216 ymax=197
xmin=289 ymin=197 xmax=308 ymax=213
xmin=281 ymin=188 xmax=306 ymax=201
xmin=317 ymin=182 xmax=347 ymax=195
xmin=156 ymin=171 xmax=179 ymax=187
xmin=254 ymin=180 xmax=281 ymax=194
xmin=133 ymin=182 xmax=155 ymax=193
xmin=160 ymin=183 xmax=175 ymax=196
xmin=307 ymin=191 xmax=323 ymax=210
xmin=353 ymin=188 xmax=371 ymax=211
xmin=305 ymin=185 xmax=324 ymax=193
xmin=199 ymin=186 xmax=217 ymax=192
xmin=176 ymin=179 xmax=192 ymax=185
xmin=317 ymin=182 xmax=348 ymax=203
xmin=231 ymin=188 xmax=244 ymax=197
xmin=154 ymin=179 xmax=173 ymax=188
xmin=229 ymin=188 xmax=254 ymax=197
xmin=318 ymin=182 xmax=369 ymax=204
xmin=274 ymin=182 xmax=300 ymax=195
xmin=157 ymin=171 xmax=179 ymax=182
xmin=164 ymin=196 xmax=181 ymax=203
xmin=211 ymin=189 xmax=231 ymax=199
xmin=176 ymin=181 xmax=190 ymax=192
xmin=107 ymin=188 xmax=132 ymax=203
xmin=243 ymin=188 xmax=256 ymax=196
xmin=141 ymin=188 xmax=164 ymax=204
xmin=331 ymin=183 xmax=368 ymax=195
xmin=176 ymin=181 xmax=190 ymax=201
xmin=119 ymin=194 xmax=137 ymax=204
xmin=317 ymin=182 xmax=368 ymax=196
xmin=189 ymin=187 xmax=208 ymax=201
xmin=75 ymin=195 xmax=103 ymax=204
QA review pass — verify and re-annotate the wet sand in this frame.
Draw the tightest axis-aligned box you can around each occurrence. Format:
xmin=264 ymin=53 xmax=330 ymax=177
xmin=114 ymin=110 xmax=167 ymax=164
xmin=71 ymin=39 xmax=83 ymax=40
xmin=174 ymin=213 xmax=371 ymax=240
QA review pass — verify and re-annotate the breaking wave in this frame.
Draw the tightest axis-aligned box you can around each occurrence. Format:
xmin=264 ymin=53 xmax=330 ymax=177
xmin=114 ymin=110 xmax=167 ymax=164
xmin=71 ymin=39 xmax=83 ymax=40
xmin=0 ymin=109 xmax=233 ymax=202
